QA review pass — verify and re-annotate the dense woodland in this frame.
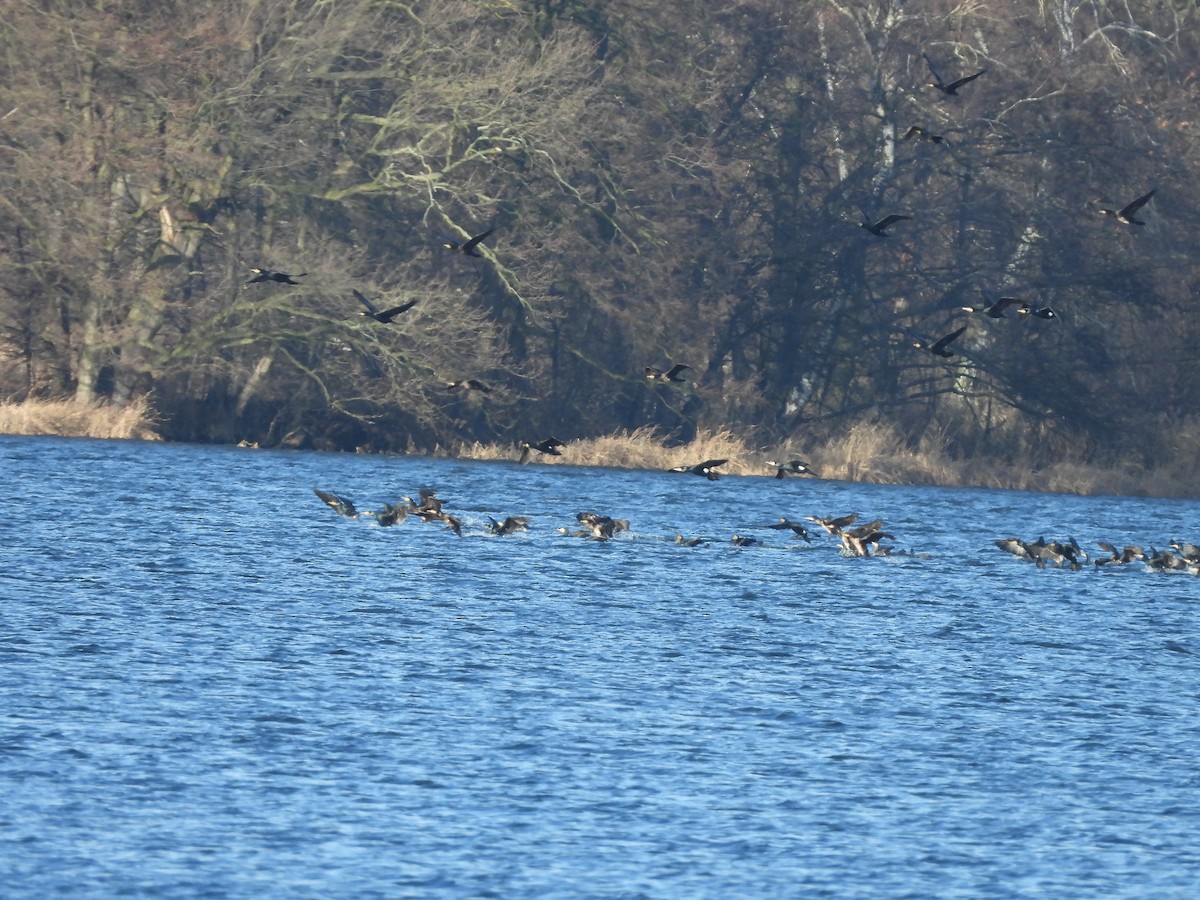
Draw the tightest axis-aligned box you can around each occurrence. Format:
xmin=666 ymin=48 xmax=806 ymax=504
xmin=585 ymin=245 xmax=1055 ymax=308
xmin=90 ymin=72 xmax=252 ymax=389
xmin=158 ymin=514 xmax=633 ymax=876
xmin=2 ymin=0 xmax=1199 ymax=472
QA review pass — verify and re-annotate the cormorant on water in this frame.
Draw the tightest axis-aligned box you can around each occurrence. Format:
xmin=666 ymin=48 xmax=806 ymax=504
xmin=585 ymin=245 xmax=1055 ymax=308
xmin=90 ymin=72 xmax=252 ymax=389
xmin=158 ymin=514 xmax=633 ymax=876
xmin=487 ymin=515 xmax=530 ymax=536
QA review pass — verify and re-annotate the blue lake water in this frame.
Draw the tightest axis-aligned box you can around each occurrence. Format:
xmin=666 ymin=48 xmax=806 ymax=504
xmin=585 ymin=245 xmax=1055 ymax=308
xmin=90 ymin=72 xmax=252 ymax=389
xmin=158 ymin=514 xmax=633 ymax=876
xmin=2 ymin=435 xmax=1198 ymax=897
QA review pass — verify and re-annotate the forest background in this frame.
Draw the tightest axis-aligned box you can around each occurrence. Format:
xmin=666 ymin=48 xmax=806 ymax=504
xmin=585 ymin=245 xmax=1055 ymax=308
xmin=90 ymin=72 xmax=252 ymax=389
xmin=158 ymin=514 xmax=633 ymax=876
xmin=2 ymin=0 xmax=1199 ymax=495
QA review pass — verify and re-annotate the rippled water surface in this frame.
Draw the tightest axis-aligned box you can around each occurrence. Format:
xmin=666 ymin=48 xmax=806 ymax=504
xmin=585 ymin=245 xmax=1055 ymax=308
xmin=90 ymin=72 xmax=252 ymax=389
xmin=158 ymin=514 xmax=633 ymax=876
xmin=2 ymin=435 xmax=1199 ymax=897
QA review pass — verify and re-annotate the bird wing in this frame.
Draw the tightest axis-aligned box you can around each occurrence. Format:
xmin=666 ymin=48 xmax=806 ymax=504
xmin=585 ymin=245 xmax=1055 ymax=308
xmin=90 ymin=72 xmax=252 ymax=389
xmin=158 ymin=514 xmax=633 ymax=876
xmin=665 ymin=363 xmax=691 ymax=380
xmin=377 ymin=299 xmax=418 ymax=320
xmin=1120 ymin=189 xmax=1155 ymax=218
xmin=946 ymin=69 xmax=986 ymax=92
xmin=461 ymin=227 xmax=495 ymax=253
xmin=876 ymin=214 xmax=911 ymax=229
xmin=931 ymin=324 xmax=967 ymax=353
xmin=922 ymin=53 xmax=945 ymax=87
xmin=901 ymin=125 xmax=921 ymax=141
xmin=353 ymin=289 xmax=380 ymax=316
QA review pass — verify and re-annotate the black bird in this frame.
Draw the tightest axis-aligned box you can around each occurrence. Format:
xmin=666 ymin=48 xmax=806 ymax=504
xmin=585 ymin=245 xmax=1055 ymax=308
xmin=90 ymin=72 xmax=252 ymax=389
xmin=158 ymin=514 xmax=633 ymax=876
xmin=313 ymin=488 xmax=357 ymax=518
xmin=1021 ymin=306 xmax=1058 ymax=321
xmin=962 ymin=297 xmax=1029 ymax=318
xmin=914 ymin=324 xmax=967 ymax=358
xmin=487 ymin=515 xmax=529 ymax=536
xmin=669 ymin=458 xmax=727 ymax=481
xmin=860 ymin=214 xmax=912 ymax=237
xmin=576 ymin=511 xmax=629 ymax=540
xmin=901 ymin=125 xmax=944 ymax=144
xmin=445 ymin=379 xmax=492 ymax=393
xmin=1099 ymin=190 xmax=1155 ymax=225
xmin=806 ymin=513 xmax=859 ymax=536
xmin=354 ymin=289 xmax=417 ymax=323
xmin=519 ymin=437 xmax=566 ymax=464
xmin=924 ymin=53 xmax=986 ymax=96
xmin=731 ymin=534 xmax=759 ymax=547
xmin=442 ymin=226 xmax=494 ymax=257
xmin=645 ymin=363 xmax=691 ymax=383
xmin=768 ymin=517 xmax=812 ymax=541
xmin=369 ymin=502 xmax=409 ymax=527
xmin=401 ymin=487 xmax=443 ymax=518
xmin=245 ymin=268 xmax=306 ymax=285
xmin=675 ymin=534 xmax=705 ymax=547
xmin=767 ymin=459 xmax=817 ymax=479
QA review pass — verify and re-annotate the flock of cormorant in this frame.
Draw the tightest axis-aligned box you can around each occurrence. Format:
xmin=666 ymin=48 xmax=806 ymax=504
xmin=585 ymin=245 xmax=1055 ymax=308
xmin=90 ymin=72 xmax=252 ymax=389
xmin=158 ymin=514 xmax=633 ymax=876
xmin=312 ymin=484 xmax=1199 ymax=574
xmin=272 ymin=49 xmax=1177 ymax=574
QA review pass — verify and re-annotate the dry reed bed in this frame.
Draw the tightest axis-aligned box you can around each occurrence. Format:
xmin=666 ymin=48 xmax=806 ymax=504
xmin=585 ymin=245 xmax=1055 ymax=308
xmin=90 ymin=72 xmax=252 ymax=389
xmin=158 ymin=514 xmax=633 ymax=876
xmin=461 ymin=422 xmax=1198 ymax=498
xmin=0 ymin=398 xmax=161 ymax=441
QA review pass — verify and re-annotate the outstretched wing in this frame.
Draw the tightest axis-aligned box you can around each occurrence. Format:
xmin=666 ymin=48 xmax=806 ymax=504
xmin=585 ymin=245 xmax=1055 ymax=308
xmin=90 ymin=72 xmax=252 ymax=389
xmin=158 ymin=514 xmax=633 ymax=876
xmin=922 ymin=53 xmax=945 ymax=87
xmin=353 ymin=289 xmax=380 ymax=317
xmin=1120 ymin=189 xmax=1155 ymax=218
xmin=377 ymin=299 xmax=418 ymax=321
xmin=461 ymin=227 xmax=495 ymax=255
xmin=931 ymin=324 xmax=967 ymax=354
xmin=945 ymin=69 xmax=986 ymax=92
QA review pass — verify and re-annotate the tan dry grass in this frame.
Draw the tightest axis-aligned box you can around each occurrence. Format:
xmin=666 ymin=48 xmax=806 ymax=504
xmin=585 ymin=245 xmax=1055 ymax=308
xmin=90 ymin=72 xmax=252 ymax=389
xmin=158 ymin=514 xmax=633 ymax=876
xmin=459 ymin=426 xmax=760 ymax=474
xmin=0 ymin=397 xmax=161 ymax=441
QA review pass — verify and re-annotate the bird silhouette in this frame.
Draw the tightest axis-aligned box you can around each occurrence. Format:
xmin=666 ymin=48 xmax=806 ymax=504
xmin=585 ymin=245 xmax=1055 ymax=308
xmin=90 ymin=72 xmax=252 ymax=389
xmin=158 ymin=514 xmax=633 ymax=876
xmin=245 ymin=268 xmax=305 ymax=285
xmin=901 ymin=125 xmax=944 ymax=144
xmin=519 ymin=437 xmax=566 ymax=464
xmin=961 ymin=297 xmax=1029 ymax=318
xmin=487 ymin=515 xmax=529 ymax=536
xmin=313 ymin=488 xmax=357 ymax=518
xmin=923 ymin=53 xmax=986 ymax=96
xmin=1021 ymin=306 xmax=1058 ymax=321
xmin=767 ymin=459 xmax=817 ymax=479
xmin=445 ymin=379 xmax=493 ymax=393
xmin=441 ymin=226 xmax=494 ymax=257
xmin=1099 ymin=190 xmax=1155 ymax=225
xmin=645 ymin=363 xmax=691 ymax=383
xmin=860 ymin=214 xmax=912 ymax=237
xmin=669 ymin=459 xmax=727 ymax=481
xmin=354 ymin=289 xmax=417 ymax=323
xmin=914 ymin=324 xmax=967 ymax=358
